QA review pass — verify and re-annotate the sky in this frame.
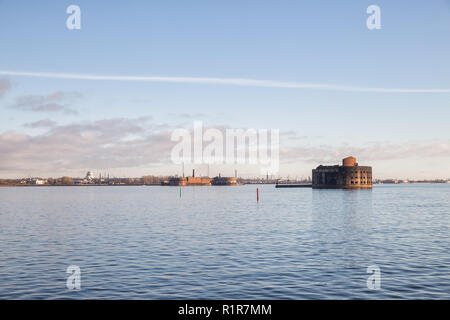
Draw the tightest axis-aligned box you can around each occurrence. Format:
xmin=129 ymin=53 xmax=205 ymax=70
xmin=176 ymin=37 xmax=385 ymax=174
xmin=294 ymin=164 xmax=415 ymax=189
xmin=0 ymin=0 xmax=450 ymax=179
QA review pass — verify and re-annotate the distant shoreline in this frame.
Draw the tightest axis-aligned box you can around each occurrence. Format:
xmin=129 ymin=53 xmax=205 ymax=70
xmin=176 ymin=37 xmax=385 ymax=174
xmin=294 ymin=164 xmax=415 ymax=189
xmin=0 ymin=184 xmax=251 ymax=187
xmin=1 ymin=182 xmax=449 ymax=187
xmin=0 ymin=184 xmax=160 ymax=187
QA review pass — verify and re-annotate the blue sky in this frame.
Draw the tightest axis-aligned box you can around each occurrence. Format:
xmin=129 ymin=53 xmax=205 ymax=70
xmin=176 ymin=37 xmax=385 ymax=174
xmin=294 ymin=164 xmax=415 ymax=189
xmin=0 ymin=0 xmax=450 ymax=179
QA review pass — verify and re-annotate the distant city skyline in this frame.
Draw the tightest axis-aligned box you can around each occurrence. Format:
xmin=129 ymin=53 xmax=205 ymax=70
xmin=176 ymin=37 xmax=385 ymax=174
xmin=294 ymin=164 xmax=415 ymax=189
xmin=1 ymin=1 xmax=450 ymax=179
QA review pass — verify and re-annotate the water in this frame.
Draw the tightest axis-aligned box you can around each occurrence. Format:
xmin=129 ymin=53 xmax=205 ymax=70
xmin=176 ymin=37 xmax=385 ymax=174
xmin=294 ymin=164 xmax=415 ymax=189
xmin=0 ymin=184 xmax=448 ymax=299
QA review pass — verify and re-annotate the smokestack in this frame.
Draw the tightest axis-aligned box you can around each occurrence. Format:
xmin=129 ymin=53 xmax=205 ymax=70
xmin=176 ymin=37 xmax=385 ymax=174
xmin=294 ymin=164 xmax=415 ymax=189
xmin=192 ymin=169 xmax=195 ymax=178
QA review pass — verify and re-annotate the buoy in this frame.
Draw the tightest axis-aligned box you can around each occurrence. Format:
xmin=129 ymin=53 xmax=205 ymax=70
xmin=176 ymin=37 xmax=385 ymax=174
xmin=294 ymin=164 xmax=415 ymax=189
xmin=257 ymin=187 xmax=259 ymax=201
xmin=179 ymin=188 xmax=182 ymax=198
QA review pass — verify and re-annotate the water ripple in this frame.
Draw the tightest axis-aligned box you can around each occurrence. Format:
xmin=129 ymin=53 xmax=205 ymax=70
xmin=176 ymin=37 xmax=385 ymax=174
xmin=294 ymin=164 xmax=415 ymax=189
xmin=0 ymin=184 xmax=449 ymax=299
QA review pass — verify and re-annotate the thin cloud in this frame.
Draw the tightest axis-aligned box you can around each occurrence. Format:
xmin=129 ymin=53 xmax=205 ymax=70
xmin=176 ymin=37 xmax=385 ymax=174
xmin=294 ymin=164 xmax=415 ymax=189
xmin=280 ymin=141 xmax=450 ymax=164
xmin=23 ymin=119 xmax=57 ymax=128
xmin=0 ymin=79 xmax=11 ymax=97
xmin=1 ymin=117 xmax=450 ymax=177
xmin=1 ymin=70 xmax=450 ymax=93
xmin=0 ymin=117 xmax=175 ymax=174
xmin=10 ymin=91 xmax=79 ymax=115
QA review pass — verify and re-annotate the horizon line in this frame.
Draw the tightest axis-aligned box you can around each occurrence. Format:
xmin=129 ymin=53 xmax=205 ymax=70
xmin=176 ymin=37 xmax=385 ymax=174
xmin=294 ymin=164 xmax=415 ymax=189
xmin=1 ymin=70 xmax=450 ymax=93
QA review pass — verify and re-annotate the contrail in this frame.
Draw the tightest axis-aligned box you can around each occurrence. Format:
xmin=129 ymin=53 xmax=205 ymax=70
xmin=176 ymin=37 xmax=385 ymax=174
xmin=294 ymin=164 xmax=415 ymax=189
xmin=1 ymin=70 xmax=449 ymax=93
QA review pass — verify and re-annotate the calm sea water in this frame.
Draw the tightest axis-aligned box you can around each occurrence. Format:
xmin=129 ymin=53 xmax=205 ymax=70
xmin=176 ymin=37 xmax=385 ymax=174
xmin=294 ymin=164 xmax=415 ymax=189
xmin=0 ymin=184 xmax=448 ymax=299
